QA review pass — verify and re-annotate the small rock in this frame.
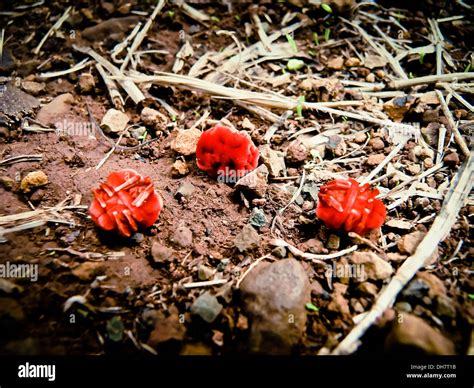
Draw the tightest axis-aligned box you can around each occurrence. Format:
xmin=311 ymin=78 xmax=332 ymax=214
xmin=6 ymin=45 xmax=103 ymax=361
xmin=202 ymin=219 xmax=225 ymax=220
xmin=443 ymin=152 xmax=459 ymax=167
xmin=357 ymin=282 xmax=378 ymax=297
xmin=30 ymin=189 xmax=46 ymax=203
xmin=198 ymin=265 xmax=214 ymax=281
xmin=327 ymin=56 xmax=344 ymax=70
xmin=141 ymin=107 xmax=162 ymax=127
xmin=272 ymin=246 xmax=287 ymax=258
xmin=215 ymin=282 xmax=233 ymax=304
xmin=369 ymin=137 xmax=385 ymax=150
xmin=0 ymin=126 xmax=10 ymax=138
xmin=364 ymin=55 xmax=388 ymax=69
xmin=259 ymin=144 xmax=286 ymax=177
xmin=100 ymin=108 xmax=130 ymax=133
xmin=248 ymin=208 xmax=267 ymax=228
xmin=78 ymin=73 xmax=95 ymax=93
xmin=301 ymin=238 xmax=325 ymax=254
xmin=406 ymin=164 xmax=421 ymax=175
xmin=386 ymin=252 xmax=407 ymax=262
xmin=21 ymin=81 xmax=45 ymax=96
xmin=175 ymin=181 xmax=196 ymax=199
xmin=383 ymin=95 xmax=416 ymax=122
xmin=171 ymin=128 xmax=201 ymax=156
xmin=286 ymin=141 xmax=308 ymax=164
xmin=148 ymin=309 xmax=186 ymax=346
xmin=366 ymin=73 xmax=375 ymax=83
xmin=241 ymin=117 xmax=255 ymax=130
xmin=424 ymin=158 xmax=434 ymax=168
xmin=233 ymin=224 xmax=260 ymax=253
xmin=235 ymin=164 xmax=268 ymax=198
xmin=350 ymin=251 xmax=394 ymax=281
xmin=173 ymin=226 xmax=193 ymax=248
xmin=397 ymin=231 xmax=425 ymax=255
xmin=401 ymin=279 xmax=429 ymax=301
xmin=416 ymin=272 xmax=446 ymax=298
xmin=20 ymin=171 xmax=48 ymax=193
xmin=72 ymin=262 xmax=104 ymax=281
xmin=353 ymin=132 xmax=367 ymax=143
xmin=367 ymin=154 xmax=385 ymax=166
xmin=0 ymin=176 xmax=15 ymax=190
xmin=327 ymin=291 xmax=350 ymax=315
xmin=36 ymin=93 xmax=74 ymax=126
xmin=240 ymin=259 xmax=310 ymax=354
xmin=326 ymin=135 xmax=347 ymax=157
xmin=129 ymin=126 xmax=146 ymax=140
xmin=394 ymin=301 xmax=412 ymax=313
xmin=386 ymin=219 xmax=412 ymax=230
xmin=151 ymin=241 xmax=175 ymax=263
xmin=345 ymin=57 xmax=361 ymax=67
xmin=171 ymin=160 xmax=190 ymax=177
xmin=327 ymin=234 xmax=340 ymax=250
xmin=421 ymin=122 xmax=440 ymax=145
xmin=191 ymin=292 xmax=223 ymax=323
xmin=384 ymin=313 xmax=455 ymax=355
xmin=434 ymin=295 xmax=456 ymax=320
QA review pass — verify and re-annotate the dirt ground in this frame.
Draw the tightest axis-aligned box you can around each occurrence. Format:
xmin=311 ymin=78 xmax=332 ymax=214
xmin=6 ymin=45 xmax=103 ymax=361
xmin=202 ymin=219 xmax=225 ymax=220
xmin=0 ymin=0 xmax=473 ymax=356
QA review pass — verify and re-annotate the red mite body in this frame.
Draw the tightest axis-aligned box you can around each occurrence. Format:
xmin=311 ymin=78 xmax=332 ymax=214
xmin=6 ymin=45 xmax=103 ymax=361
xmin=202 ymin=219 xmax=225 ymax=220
xmin=89 ymin=169 xmax=163 ymax=237
xmin=316 ymin=178 xmax=386 ymax=235
xmin=196 ymin=125 xmax=259 ymax=179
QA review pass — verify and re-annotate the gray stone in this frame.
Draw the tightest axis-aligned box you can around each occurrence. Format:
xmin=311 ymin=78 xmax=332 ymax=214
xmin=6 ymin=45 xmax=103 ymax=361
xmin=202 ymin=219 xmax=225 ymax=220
xmin=151 ymin=241 xmax=175 ymax=263
xmin=175 ymin=182 xmax=195 ymax=198
xmin=350 ymin=251 xmax=393 ymax=281
xmin=191 ymin=292 xmax=223 ymax=323
xmin=198 ymin=265 xmax=214 ymax=281
xmin=240 ymin=259 xmax=310 ymax=354
xmin=173 ymin=226 xmax=193 ymax=248
xmin=235 ymin=164 xmax=269 ymax=198
xmin=259 ymin=144 xmax=286 ymax=177
xmin=248 ymin=207 xmax=267 ymax=228
xmin=233 ymin=224 xmax=260 ymax=252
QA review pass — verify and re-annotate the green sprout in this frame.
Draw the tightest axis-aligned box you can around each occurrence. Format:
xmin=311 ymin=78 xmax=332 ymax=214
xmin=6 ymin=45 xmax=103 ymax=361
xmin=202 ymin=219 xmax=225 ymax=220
xmin=234 ymin=15 xmax=241 ymax=22
xmin=419 ymin=49 xmax=425 ymax=65
xmin=287 ymin=58 xmax=304 ymax=71
xmin=321 ymin=3 xmax=333 ymax=14
xmin=171 ymin=115 xmax=177 ymax=122
xmin=305 ymin=302 xmax=319 ymax=312
xmin=324 ymin=28 xmax=331 ymax=42
xmin=211 ymin=16 xmax=220 ymax=23
xmin=296 ymin=95 xmax=305 ymax=118
xmin=139 ymin=130 xmax=148 ymax=142
xmin=167 ymin=10 xmax=175 ymax=18
xmin=408 ymin=71 xmax=414 ymax=79
xmin=313 ymin=32 xmax=319 ymax=46
xmin=286 ymin=34 xmax=298 ymax=53
xmin=465 ymin=63 xmax=472 ymax=72
xmin=469 ymin=294 xmax=474 ymax=300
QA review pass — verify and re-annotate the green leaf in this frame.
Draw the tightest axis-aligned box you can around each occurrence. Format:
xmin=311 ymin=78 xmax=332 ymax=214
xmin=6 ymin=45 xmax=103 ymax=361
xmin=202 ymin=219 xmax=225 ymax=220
xmin=468 ymin=294 xmax=474 ymax=300
xmin=465 ymin=63 xmax=472 ymax=72
xmin=306 ymin=302 xmax=319 ymax=312
xmin=106 ymin=316 xmax=124 ymax=342
xmin=313 ymin=32 xmax=319 ymax=46
xmin=419 ymin=50 xmax=425 ymax=65
xmin=296 ymin=95 xmax=305 ymax=118
xmin=286 ymin=34 xmax=298 ymax=53
xmin=324 ymin=28 xmax=331 ymax=42
xmin=211 ymin=16 xmax=220 ymax=23
xmin=234 ymin=15 xmax=241 ymax=21
xmin=321 ymin=3 xmax=333 ymax=13
xmin=287 ymin=59 xmax=304 ymax=71
xmin=167 ymin=10 xmax=175 ymax=18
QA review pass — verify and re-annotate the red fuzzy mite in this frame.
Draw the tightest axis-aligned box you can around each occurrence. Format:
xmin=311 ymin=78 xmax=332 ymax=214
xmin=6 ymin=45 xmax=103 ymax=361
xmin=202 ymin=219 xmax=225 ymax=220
xmin=89 ymin=169 xmax=163 ymax=237
xmin=316 ymin=178 xmax=386 ymax=235
xmin=196 ymin=125 xmax=259 ymax=179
